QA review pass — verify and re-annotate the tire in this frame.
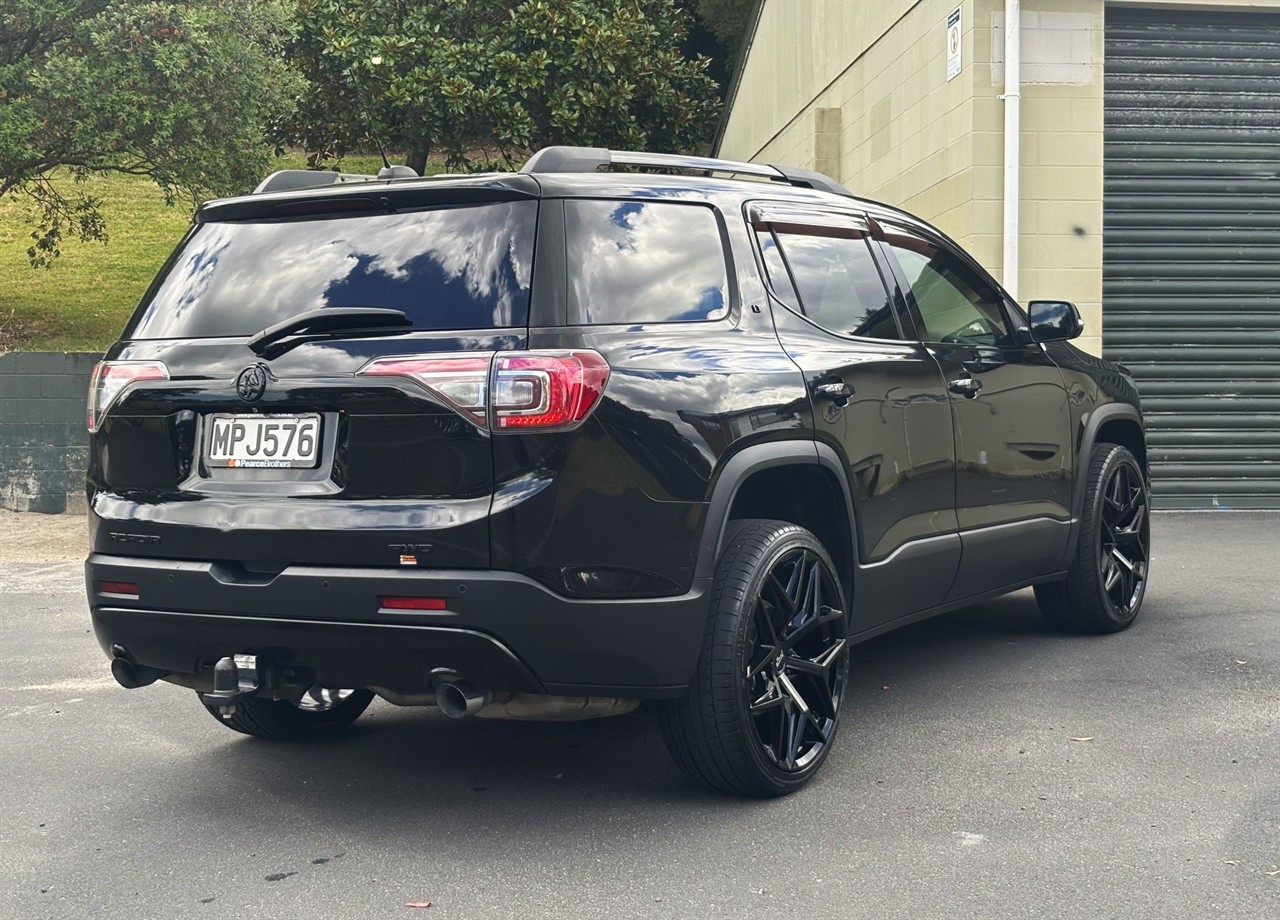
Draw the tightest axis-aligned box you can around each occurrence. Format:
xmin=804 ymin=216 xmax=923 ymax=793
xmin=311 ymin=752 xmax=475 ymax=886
xmin=1036 ymin=443 xmax=1150 ymax=634
xmin=202 ymin=687 xmax=374 ymax=741
xmin=659 ymin=519 xmax=849 ymax=797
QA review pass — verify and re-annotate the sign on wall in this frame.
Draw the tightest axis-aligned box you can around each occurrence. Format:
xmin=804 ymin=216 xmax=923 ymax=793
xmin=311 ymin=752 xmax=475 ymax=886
xmin=947 ymin=6 xmax=962 ymax=81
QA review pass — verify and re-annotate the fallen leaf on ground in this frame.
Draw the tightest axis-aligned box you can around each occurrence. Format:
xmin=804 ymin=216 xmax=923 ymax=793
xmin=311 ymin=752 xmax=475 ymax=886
xmin=1069 ymin=736 xmax=1094 ymax=742
xmin=406 ymin=901 xmax=433 ymax=909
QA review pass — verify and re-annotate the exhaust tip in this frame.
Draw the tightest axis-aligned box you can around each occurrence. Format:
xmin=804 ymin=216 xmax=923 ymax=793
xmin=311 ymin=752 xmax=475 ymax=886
xmin=435 ymin=680 xmax=487 ymax=719
xmin=110 ymin=655 xmax=165 ymax=689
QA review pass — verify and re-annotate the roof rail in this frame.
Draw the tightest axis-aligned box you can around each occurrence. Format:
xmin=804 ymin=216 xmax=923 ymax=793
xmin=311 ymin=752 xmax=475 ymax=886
xmin=520 ymin=146 xmax=853 ymax=198
xmin=253 ymin=170 xmax=375 ymax=195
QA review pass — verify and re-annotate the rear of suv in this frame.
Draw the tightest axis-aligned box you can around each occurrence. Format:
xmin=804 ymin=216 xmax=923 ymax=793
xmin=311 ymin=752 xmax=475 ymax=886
xmin=87 ymin=147 xmax=1150 ymax=796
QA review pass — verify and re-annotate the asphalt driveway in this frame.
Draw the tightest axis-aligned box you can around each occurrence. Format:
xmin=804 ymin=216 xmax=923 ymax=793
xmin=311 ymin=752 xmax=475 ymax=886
xmin=0 ymin=511 xmax=1275 ymax=919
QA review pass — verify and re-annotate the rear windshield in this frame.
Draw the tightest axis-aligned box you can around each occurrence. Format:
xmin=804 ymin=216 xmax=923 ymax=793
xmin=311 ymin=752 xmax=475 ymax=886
xmin=127 ymin=201 xmax=537 ymax=338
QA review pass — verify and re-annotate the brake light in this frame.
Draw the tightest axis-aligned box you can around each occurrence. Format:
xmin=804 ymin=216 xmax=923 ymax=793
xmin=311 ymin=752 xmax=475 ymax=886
xmin=357 ymin=350 xmax=609 ymax=431
xmin=492 ymin=352 xmax=610 ymax=430
xmin=87 ymin=361 xmax=169 ymax=433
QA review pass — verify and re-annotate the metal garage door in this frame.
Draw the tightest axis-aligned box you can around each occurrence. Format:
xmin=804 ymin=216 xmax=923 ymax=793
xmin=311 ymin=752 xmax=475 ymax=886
xmin=1103 ymin=7 xmax=1280 ymax=508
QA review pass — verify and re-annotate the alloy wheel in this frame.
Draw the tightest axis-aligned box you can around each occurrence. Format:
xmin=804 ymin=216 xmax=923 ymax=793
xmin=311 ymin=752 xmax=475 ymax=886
xmin=1098 ymin=459 xmax=1149 ymax=617
xmin=745 ymin=547 xmax=847 ymax=772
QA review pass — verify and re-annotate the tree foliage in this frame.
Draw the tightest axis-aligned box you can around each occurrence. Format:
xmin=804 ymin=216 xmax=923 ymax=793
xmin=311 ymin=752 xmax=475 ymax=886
xmin=695 ymin=0 xmax=752 ymax=73
xmin=282 ymin=0 xmax=722 ymax=173
xmin=0 ymin=1 xmax=299 ymax=265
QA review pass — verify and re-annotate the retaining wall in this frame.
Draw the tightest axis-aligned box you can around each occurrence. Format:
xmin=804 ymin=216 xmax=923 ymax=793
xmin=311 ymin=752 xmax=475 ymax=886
xmin=0 ymin=352 xmax=100 ymax=514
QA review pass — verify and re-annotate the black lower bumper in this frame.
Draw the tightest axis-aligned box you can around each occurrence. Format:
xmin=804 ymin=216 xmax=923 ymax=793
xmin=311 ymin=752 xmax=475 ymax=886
xmin=86 ymin=555 xmax=712 ymax=698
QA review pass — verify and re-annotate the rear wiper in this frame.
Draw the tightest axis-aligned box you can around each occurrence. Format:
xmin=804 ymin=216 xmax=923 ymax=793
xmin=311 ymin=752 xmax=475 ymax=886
xmin=247 ymin=308 xmax=412 ymax=357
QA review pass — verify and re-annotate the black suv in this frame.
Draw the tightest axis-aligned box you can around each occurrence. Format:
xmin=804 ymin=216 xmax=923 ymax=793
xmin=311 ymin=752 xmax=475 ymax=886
xmin=86 ymin=147 xmax=1150 ymax=796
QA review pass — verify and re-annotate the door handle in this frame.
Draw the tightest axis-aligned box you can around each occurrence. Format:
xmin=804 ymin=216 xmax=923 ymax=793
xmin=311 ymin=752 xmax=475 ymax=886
xmin=813 ymin=381 xmax=853 ymax=401
xmin=948 ymin=376 xmax=982 ymax=397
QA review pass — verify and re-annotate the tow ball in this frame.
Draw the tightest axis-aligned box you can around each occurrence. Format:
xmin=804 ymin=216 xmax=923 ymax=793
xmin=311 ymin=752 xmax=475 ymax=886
xmin=200 ymin=654 xmax=270 ymax=718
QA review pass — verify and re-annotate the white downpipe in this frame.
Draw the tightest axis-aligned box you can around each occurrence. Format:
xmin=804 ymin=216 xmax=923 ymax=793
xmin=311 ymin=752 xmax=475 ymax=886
xmin=1002 ymin=0 xmax=1021 ymax=301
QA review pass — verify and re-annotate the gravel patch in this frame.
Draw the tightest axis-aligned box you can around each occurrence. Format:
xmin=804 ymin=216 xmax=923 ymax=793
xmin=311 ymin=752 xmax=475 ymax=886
xmin=0 ymin=511 xmax=88 ymax=563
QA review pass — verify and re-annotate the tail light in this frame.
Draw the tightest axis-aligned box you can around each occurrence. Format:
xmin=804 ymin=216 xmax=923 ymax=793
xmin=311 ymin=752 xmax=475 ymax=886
xmin=87 ymin=361 xmax=169 ymax=433
xmin=491 ymin=352 xmax=610 ymax=430
xmin=357 ymin=350 xmax=609 ymax=431
xmin=356 ymin=354 xmax=491 ymax=425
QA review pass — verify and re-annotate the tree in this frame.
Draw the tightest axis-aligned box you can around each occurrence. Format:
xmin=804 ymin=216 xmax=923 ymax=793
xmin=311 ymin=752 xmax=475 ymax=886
xmin=282 ymin=0 xmax=721 ymax=174
xmin=0 ymin=1 xmax=299 ymax=266
xmin=695 ymin=0 xmax=752 ymax=75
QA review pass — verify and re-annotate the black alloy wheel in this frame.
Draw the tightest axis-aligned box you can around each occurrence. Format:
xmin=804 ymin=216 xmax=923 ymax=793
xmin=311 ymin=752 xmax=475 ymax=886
xmin=1036 ymin=443 xmax=1150 ymax=633
xmin=1097 ymin=455 xmax=1149 ymax=617
xmin=746 ymin=543 xmax=846 ymax=772
xmin=660 ymin=519 xmax=849 ymax=797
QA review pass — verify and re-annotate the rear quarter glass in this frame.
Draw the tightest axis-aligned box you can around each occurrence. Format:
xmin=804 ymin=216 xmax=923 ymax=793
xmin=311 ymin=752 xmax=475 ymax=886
xmin=125 ymin=201 xmax=538 ymax=339
xmin=564 ymin=199 xmax=730 ymax=324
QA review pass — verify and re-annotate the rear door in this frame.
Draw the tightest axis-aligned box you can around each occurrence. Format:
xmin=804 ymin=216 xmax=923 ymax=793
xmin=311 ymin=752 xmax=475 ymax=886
xmin=751 ymin=205 xmax=961 ymax=628
xmin=90 ymin=186 xmax=539 ymax=570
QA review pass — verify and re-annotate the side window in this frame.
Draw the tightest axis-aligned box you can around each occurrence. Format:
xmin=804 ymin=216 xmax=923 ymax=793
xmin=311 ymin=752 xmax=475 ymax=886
xmin=564 ymin=200 xmax=729 ymax=324
xmin=882 ymin=227 xmax=1011 ymax=346
xmin=755 ymin=223 xmax=901 ymax=340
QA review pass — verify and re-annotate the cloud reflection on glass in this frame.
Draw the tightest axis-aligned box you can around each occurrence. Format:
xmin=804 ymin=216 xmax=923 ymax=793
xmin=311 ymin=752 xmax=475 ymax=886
xmin=130 ymin=202 xmax=537 ymax=339
xmin=565 ymin=200 xmax=728 ymax=325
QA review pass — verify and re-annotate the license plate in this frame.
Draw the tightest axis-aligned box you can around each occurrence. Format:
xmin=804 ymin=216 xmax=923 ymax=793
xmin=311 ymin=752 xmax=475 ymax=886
xmin=206 ymin=414 xmax=321 ymax=469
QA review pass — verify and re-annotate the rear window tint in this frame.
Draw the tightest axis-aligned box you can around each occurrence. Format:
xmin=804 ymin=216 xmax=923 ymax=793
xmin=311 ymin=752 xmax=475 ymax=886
xmin=127 ymin=201 xmax=537 ymax=338
xmin=564 ymin=200 xmax=729 ymax=324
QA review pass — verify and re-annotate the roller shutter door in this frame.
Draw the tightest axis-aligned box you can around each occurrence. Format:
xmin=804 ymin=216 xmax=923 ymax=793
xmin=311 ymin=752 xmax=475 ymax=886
xmin=1103 ymin=7 xmax=1280 ymax=508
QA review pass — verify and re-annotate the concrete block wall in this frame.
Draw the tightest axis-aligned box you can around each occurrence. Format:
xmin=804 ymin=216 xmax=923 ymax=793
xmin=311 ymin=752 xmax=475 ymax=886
xmin=720 ymin=0 xmax=1280 ymax=360
xmin=0 ymin=352 xmax=99 ymax=514
xmin=973 ymin=0 xmax=1105 ymax=356
xmin=719 ymin=0 xmax=983 ymax=258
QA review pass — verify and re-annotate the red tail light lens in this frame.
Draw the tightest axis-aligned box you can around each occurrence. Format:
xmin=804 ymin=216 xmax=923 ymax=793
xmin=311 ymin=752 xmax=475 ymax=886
xmin=357 ymin=354 xmax=493 ymax=424
xmin=99 ymin=581 xmax=139 ymax=597
xmin=492 ymin=351 xmax=610 ymax=430
xmin=87 ymin=361 xmax=169 ymax=433
xmin=358 ymin=350 xmax=609 ymax=431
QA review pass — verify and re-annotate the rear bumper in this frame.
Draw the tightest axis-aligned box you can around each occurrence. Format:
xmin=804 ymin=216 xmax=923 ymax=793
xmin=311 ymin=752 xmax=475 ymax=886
xmin=86 ymin=555 xmax=711 ymax=698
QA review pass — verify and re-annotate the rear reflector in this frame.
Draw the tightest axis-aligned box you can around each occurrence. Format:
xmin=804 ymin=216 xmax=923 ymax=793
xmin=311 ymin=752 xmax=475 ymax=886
xmin=99 ymin=581 xmax=139 ymax=597
xmin=380 ymin=596 xmax=448 ymax=610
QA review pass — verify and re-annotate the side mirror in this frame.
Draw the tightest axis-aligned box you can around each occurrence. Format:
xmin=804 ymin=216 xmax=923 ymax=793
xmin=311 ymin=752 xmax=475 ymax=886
xmin=1027 ymin=300 xmax=1084 ymax=342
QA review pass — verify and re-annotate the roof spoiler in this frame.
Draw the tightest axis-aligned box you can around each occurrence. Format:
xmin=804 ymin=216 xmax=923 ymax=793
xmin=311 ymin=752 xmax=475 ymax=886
xmin=253 ymin=165 xmax=419 ymax=195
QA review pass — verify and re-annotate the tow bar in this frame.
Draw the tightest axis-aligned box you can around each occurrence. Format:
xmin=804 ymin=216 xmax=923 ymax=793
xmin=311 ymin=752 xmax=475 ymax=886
xmin=199 ymin=654 xmax=269 ymax=718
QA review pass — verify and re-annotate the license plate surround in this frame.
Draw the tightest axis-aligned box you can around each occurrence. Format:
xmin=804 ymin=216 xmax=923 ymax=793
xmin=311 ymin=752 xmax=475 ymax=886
xmin=205 ymin=413 xmax=322 ymax=469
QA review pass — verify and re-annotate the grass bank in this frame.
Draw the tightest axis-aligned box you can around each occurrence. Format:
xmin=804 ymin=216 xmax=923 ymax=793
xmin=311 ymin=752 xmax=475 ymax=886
xmin=0 ymin=154 xmax=392 ymax=352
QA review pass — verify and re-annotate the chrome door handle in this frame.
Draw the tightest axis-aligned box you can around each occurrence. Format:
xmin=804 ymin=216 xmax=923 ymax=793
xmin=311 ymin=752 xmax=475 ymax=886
xmin=813 ymin=381 xmax=853 ymax=401
xmin=948 ymin=376 xmax=982 ymax=396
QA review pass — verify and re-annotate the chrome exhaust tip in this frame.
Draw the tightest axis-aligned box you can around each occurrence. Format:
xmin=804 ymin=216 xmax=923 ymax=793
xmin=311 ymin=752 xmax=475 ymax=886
xmin=434 ymin=679 xmax=488 ymax=719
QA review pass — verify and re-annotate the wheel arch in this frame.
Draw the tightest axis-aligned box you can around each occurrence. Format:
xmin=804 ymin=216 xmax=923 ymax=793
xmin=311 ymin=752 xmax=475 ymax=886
xmin=698 ymin=442 xmax=857 ymax=603
xmin=1062 ymin=403 xmax=1147 ymax=564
